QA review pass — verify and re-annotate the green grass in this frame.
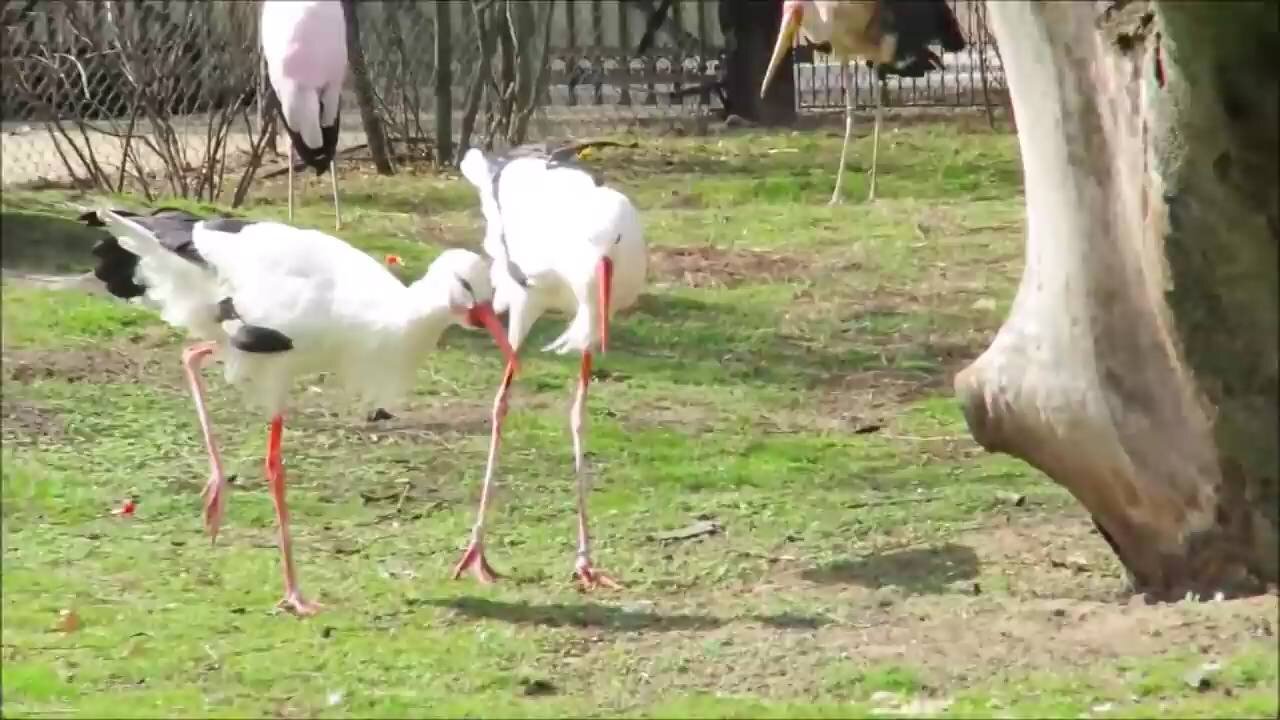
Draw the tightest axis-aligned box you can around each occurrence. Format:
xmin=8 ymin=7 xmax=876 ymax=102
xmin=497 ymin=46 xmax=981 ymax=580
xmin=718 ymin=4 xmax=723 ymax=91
xmin=2 ymin=119 xmax=1276 ymax=718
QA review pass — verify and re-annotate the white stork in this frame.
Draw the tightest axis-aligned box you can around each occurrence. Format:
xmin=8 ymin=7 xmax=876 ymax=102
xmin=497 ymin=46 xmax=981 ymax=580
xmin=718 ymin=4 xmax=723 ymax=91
xmin=261 ymin=0 xmax=348 ymax=229
xmin=455 ymin=144 xmax=648 ymax=589
xmin=82 ymin=207 xmax=514 ymax=615
xmin=760 ymin=0 xmax=966 ymax=203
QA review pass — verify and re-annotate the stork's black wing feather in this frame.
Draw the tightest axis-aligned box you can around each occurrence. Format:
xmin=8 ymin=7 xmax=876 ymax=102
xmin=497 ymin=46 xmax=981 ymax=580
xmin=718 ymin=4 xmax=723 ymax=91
xmin=885 ymin=0 xmax=967 ymax=58
xmin=82 ymin=207 xmax=209 ymax=299
xmin=870 ymin=0 xmax=967 ymax=80
xmin=275 ymin=100 xmax=341 ymax=176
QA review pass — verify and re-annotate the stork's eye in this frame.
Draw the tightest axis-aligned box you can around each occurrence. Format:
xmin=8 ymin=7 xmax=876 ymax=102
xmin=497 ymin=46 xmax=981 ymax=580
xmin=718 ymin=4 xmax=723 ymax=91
xmin=458 ymin=277 xmax=474 ymax=297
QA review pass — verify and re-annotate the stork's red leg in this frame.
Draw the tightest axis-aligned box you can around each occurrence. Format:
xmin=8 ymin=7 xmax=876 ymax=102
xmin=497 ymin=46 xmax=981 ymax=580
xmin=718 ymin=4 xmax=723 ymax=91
xmin=182 ymin=342 xmax=229 ymax=543
xmin=452 ymin=358 xmax=516 ymax=583
xmin=265 ymin=415 xmax=322 ymax=615
xmin=569 ymin=351 xmax=621 ymax=591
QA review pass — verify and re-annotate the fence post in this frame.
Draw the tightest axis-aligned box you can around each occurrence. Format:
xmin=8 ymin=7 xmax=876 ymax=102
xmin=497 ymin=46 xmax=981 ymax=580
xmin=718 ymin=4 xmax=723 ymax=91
xmin=434 ymin=0 xmax=453 ymax=166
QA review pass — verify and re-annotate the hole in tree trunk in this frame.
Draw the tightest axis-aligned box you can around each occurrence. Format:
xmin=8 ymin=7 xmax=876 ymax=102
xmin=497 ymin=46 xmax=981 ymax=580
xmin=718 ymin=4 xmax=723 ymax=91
xmin=1212 ymin=152 xmax=1233 ymax=182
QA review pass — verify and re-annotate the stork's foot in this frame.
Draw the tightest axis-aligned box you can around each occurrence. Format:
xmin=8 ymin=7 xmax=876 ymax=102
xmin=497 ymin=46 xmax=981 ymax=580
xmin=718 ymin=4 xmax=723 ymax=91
xmin=574 ymin=558 xmax=622 ymax=591
xmin=828 ymin=194 xmax=843 ymax=206
xmin=201 ymin=473 xmax=227 ymax=543
xmin=452 ymin=540 xmax=502 ymax=583
xmin=276 ymin=592 xmax=324 ymax=617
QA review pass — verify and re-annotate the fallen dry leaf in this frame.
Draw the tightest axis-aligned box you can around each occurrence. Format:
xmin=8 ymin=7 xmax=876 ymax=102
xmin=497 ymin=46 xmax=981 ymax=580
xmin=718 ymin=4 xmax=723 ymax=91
xmin=648 ymin=520 xmax=723 ymax=543
xmin=56 ymin=608 xmax=80 ymax=633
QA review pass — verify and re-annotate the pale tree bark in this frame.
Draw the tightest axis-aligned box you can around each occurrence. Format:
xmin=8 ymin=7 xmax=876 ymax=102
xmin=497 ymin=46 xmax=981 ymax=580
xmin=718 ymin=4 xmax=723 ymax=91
xmin=957 ymin=1 xmax=1277 ymax=599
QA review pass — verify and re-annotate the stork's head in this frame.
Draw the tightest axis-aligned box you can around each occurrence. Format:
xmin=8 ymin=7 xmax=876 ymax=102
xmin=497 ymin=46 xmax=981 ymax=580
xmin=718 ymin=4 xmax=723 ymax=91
xmin=420 ymin=249 xmax=515 ymax=365
xmin=761 ymin=0 xmax=811 ymax=99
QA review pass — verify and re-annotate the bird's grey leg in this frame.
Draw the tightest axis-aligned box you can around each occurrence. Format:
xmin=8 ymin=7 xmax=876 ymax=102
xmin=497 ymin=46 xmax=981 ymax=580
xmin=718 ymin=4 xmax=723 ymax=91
xmin=286 ymin=136 xmax=295 ymax=223
xmin=451 ymin=358 xmax=515 ymax=583
xmin=569 ymin=351 xmax=621 ymax=590
xmin=265 ymin=414 xmax=322 ymax=616
xmin=182 ymin=341 xmax=228 ymax=543
xmin=329 ymin=158 xmax=342 ymax=231
xmin=868 ymin=75 xmax=884 ymax=203
xmin=831 ymin=57 xmax=854 ymax=206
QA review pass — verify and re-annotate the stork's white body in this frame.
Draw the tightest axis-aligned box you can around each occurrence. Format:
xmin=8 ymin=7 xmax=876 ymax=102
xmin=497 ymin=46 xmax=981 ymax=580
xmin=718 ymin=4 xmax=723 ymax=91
xmin=260 ymin=0 xmax=348 ymax=227
xmin=454 ymin=148 xmax=648 ymax=588
xmin=120 ymin=218 xmax=473 ymax=415
xmin=465 ymin=154 xmax=647 ymax=352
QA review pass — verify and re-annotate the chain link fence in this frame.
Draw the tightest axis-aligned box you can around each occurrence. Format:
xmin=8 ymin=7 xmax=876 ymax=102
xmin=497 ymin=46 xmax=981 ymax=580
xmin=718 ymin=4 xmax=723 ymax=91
xmin=1 ymin=0 xmax=1004 ymax=198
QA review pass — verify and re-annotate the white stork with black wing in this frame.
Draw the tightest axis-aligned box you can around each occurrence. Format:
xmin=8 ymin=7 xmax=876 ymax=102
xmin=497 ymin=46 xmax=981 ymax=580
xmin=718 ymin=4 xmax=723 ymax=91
xmin=84 ymin=207 xmax=514 ymax=615
xmin=454 ymin=142 xmax=648 ymax=589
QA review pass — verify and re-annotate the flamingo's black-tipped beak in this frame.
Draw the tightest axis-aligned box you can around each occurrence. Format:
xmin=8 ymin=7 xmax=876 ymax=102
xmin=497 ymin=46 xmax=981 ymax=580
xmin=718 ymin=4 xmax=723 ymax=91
xmin=761 ymin=5 xmax=803 ymax=99
xmin=467 ymin=301 xmax=517 ymax=371
xmin=597 ymin=257 xmax=614 ymax=355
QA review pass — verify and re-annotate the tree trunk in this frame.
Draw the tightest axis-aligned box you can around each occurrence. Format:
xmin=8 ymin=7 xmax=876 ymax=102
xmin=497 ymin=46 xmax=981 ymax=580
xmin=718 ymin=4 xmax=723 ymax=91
xmin=507 ymin=0 xmax=556 ymax=146
xmin=456 ymin=0 xmax=497 ymax=164
xmin=722 ymin=0 xmax=796 ymax=125
xmin=957 ymin=0 xmax=1277 ymax=599
xmin=434 ymin=0 xmax=453 ymax=166
xmin=341 ymin=0 xmax=394 ymax=175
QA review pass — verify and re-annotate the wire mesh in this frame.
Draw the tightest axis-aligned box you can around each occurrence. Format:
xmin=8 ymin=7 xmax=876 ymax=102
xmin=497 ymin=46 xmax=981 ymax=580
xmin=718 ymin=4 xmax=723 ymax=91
xmin=1 ymin=0 xmax=1006 ymax=192
xmin=1 ymin=1 xmax=267 ymax=197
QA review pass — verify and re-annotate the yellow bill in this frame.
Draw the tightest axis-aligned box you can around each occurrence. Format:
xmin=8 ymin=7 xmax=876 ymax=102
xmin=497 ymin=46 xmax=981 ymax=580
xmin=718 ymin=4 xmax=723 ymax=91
xmin=760 ymin=5 xmax=804 ymax=99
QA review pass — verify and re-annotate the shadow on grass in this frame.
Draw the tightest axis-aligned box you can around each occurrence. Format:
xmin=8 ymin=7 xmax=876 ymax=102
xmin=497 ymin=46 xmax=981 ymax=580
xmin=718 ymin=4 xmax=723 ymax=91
xmin=427 ymin=596 xmax=724 ymax=632
xmin=802 ymin=542 xmax=980 ymax=595
xmin=1 ymin=211 xmax=101 ymax=275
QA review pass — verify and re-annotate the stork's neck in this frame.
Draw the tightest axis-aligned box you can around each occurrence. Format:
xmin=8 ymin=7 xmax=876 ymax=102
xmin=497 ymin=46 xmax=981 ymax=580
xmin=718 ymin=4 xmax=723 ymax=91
xmin=396 ymin=280 xmax=458 ymax=349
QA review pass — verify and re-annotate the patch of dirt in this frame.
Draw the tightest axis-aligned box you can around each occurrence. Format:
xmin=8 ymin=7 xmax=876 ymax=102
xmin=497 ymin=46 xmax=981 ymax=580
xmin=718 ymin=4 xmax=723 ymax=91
xmin=2 ymin=343 xmax=176 ymax=388
xmin=348 ymin=401 xmax=495 ymax=439
xmin=555 ymin=512 xmax=1278 ymax=705
xmin=616 ymin=399 xmax=724 ymax=435
xmin=293 ymin=394 xmax=558 ymax=441
xmin=413 ymin=214 xmax=485 ymax=248
xmin=650 ymin=246 xmax=812 ymax=289
xmin=818 ymin=367 xmax=946 ymax=404
xmin=0 ymin=397 xmax=66 ymax=443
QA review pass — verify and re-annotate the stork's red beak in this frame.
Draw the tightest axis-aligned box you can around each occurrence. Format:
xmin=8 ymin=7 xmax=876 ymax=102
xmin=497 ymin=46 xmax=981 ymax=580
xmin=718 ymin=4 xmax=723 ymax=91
xmin=597 ymin=256 xmax=614 ymax=355
xmin=761 ymin=4 xmax=803 ymax=99
xmin=466 ymin=301 xmax=517 ymax=370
